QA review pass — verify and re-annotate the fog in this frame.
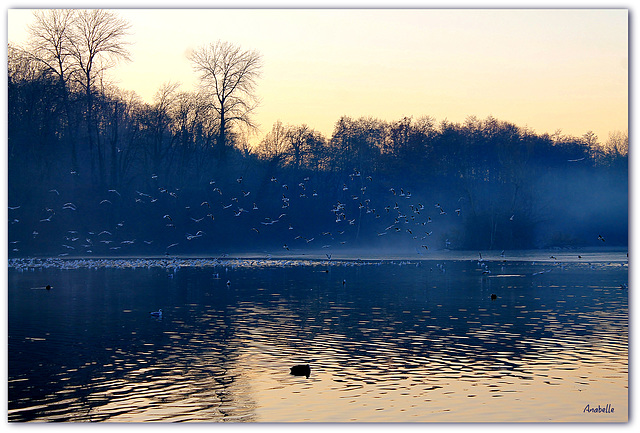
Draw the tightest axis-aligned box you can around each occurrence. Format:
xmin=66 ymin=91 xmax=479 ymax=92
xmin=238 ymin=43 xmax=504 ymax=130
xmin=8 ymin=143 xmax=628 ymax=258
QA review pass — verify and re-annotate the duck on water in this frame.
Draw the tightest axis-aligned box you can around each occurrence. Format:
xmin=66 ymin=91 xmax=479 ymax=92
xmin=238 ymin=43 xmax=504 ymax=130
xmin=290 ymin=364 xmax=311 ymax=378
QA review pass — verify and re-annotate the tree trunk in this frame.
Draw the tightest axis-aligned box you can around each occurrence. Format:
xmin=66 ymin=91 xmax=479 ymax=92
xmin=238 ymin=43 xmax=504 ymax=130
xmin=110 ymin=101 xmax=119 ymax=186
xmin=219 ymin=109 xmax=226 ymax=159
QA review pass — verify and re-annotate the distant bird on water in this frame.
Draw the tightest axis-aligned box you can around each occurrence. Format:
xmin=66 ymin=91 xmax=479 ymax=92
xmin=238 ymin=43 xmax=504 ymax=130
xmin=598 ymin=234 xmax=606 ymax=242
xmin=290 ymin=364 xmax=311 ymax=378
xmin=150 ymin=309 xmax=162 ymax=318
xmin=46 ymin=284 xmax=51 ymax=290
xmin=491 ymin=294 xmax=497 ymax=300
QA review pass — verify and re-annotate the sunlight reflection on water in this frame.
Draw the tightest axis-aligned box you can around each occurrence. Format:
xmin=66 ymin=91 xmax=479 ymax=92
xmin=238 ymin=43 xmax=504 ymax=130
xmin=8 ymin=252 xmax=628 ymax=422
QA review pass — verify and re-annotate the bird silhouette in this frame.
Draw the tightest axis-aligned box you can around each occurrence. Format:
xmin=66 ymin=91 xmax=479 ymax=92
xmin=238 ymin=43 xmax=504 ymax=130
xmin=290 ymin=364 xmax=311 ymax=378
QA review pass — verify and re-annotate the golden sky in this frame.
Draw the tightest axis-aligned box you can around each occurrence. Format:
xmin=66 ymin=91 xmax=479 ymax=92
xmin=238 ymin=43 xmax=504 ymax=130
xmin=7 ymin=4 xmax=629 ymax=145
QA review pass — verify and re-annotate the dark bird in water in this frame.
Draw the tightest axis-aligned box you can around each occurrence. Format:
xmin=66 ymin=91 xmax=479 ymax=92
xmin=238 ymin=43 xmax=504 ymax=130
xmin=150 ymin=309 xmax=162 ymax=317
xmin=290 ymin=364 xmax=311 ymax=378
xmin=598 ymin=234 xmax=605 ymax=242
xmin=46 ymin=284 xmax=51 ymax=290
xmin=491 ymin=294 xmax=497 ymax=300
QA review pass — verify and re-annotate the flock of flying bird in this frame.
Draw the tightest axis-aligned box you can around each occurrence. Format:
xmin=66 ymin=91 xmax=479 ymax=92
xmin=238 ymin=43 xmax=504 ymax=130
xmin=8 ymin=167 xmax=488 ymax=259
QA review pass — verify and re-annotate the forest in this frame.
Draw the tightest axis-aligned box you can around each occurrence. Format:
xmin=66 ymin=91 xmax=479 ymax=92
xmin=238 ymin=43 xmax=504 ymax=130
xmin=7 ymin=10 xmax=628 ymax=258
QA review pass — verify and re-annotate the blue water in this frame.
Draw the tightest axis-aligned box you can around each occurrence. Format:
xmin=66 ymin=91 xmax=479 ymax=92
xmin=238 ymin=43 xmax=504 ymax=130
xmin=7 ymin=251 xmax=628 ymax=422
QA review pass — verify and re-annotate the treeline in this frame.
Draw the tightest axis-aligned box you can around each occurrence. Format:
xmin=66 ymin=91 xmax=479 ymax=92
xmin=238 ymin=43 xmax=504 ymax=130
xmin=7 ymin=18 xmax=628 ymax=256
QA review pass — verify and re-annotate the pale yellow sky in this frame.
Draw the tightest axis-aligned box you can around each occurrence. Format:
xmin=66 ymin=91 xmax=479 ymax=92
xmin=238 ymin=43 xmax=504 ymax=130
xmin=7 ymin=5 xmax=629 ymax=145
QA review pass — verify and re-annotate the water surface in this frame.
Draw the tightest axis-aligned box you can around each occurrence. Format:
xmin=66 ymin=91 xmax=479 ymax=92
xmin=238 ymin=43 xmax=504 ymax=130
xmin=8 ymin=251 xmax=628 ymax=422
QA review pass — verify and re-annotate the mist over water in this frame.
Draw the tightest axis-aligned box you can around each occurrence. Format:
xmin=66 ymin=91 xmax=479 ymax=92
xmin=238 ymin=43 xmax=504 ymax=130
xmin=8 ymin=252 xmax=628 ymax=422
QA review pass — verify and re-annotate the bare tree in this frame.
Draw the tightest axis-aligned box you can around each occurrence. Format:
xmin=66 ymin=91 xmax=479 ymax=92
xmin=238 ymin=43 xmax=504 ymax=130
xmin=187 ymin=40 xmax=262 ymax=158
xmin=285 ymin=124 xmax=310 ymax=169
xmin=256 ymin=120 xmax=289 ymax=165
xmin=605 ymin=130 xmax=628 ymax=157
xmin=582 ymin=130 xmax=599 ymax=148
xmin=28 ymin=9 xmax=79 ymax=169
xmin=144 ymin=82 xmax=180 ymax=178
xmin=28 ymin=10 xmax=75 ymax=86
xmin=67 ymin=9 xmax=131 ymax=184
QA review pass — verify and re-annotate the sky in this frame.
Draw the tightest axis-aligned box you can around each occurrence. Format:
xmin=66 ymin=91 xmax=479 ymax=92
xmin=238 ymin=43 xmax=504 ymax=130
xmin=5 ymin=2 xmax=630 ymax=146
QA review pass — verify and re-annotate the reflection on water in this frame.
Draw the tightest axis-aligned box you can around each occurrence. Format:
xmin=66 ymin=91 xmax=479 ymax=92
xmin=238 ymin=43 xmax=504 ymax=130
xmin=8 ymin=252 xmax=628 ymax=422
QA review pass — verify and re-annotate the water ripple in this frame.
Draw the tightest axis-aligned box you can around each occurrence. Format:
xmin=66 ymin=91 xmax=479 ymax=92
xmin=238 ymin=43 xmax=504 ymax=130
xmin=8 ymin=256 xmax=627 ymax=422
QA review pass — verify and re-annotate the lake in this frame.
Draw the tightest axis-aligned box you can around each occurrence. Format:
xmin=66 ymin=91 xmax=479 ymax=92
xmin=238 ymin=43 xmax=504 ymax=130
xmin=7 ymin=250 xmax=628 ymax=422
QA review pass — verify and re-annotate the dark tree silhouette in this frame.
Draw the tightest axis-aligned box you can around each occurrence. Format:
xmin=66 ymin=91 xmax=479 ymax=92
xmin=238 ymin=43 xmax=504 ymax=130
xmin=187 ymin=40 xmax=262 ymax=158
xmin=67 ymin=9 xmax=131 ymax=185
xmin=28 ymin=9 xmax=79 ymax=170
